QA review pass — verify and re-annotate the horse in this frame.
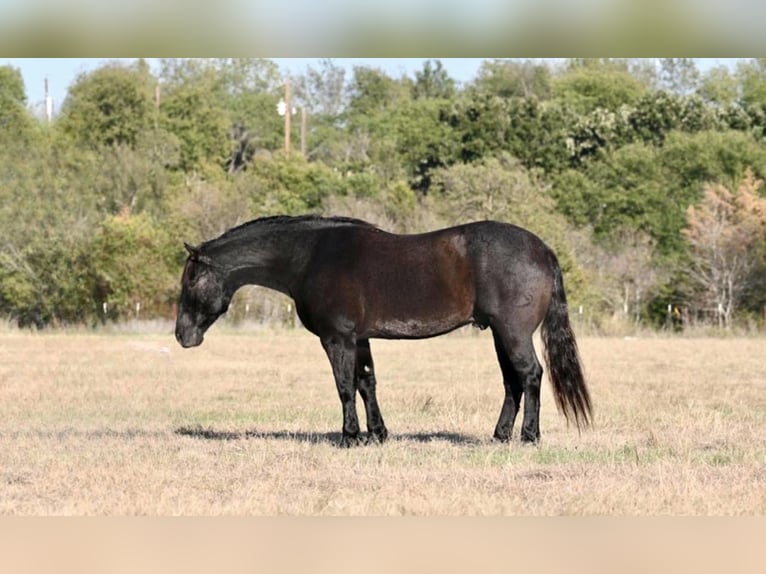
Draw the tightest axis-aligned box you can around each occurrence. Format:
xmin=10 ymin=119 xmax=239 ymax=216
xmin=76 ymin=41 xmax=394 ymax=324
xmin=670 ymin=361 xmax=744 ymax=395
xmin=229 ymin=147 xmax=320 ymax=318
xmin=175 ymin=215 xmax=591 ymax=447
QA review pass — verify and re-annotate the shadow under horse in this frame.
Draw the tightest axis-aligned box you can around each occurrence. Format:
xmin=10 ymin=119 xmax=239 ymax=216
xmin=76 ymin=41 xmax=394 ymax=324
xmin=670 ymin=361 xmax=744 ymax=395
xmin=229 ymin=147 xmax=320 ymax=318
xmin=175 ymin=215 xmax=592 ymax=447
xmin=175 ymin=426 xmax=479 ymax=447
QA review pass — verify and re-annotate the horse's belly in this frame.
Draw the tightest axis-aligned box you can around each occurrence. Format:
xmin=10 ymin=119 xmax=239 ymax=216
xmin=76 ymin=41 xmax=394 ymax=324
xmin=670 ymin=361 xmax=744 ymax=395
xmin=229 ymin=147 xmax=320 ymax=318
xmin=364 ymin=286 xmax=473 ymax=338
xmin=367 ymin=317 xmax=470 ymax=339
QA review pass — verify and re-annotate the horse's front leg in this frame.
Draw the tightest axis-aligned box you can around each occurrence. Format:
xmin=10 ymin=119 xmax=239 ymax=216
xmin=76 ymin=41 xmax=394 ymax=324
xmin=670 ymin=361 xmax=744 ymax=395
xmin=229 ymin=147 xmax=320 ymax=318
xmin=321 ymin=335 xmax=362 ymax=447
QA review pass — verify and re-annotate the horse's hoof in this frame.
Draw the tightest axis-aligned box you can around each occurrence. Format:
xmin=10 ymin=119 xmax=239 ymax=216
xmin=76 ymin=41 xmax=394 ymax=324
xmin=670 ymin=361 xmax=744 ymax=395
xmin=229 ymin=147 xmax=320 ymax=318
xmin=520 ymin=433 xmax=540 ymax=445
xmin=338 ymin=433 xmax=363 ymax=448
xmin=368 ymin=427 xmax=389 ymax=444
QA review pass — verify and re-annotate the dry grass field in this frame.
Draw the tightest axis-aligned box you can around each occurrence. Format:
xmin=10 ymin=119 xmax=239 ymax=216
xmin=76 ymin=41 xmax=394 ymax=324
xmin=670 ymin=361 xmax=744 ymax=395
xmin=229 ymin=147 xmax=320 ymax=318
xmin=0 ymin=326 xmax=764 ymax=515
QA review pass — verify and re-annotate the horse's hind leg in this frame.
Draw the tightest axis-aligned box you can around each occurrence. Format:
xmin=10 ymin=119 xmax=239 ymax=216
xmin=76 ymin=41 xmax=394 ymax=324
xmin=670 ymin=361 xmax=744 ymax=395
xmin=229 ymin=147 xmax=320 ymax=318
xmin=355 ymin=339 xmax=388 ymax=443
xmin=491 ymin=323 xmax=543 ymax=443
xmin=491 ymin=328 xmax=523 ymax=442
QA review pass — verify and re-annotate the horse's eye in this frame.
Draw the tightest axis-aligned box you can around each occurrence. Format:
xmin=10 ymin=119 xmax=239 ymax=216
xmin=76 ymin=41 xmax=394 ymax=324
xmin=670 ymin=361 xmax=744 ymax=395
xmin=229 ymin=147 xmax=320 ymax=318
xmin=185 ymin=264 xmax=206 ymax=287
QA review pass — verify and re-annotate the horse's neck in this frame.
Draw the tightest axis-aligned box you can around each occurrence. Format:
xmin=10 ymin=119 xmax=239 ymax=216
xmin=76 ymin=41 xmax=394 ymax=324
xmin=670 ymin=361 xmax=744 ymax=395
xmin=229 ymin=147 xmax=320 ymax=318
xmin=214 ymin=228 xmax=307 ymax=297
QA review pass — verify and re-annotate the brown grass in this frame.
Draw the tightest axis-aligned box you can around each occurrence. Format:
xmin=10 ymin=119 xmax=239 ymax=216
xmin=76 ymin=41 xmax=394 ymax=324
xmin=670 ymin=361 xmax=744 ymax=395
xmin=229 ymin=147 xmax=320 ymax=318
xmin=0 ymin=328 xmax=764 ymax=515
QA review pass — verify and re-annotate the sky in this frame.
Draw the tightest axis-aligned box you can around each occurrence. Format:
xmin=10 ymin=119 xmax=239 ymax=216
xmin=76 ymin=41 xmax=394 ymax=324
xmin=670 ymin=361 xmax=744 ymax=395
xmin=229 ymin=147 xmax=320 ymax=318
xmin=2 ymin=58 xmax=489 ymax=113
xmin=2 ymin=57 xmax=744 ymax=117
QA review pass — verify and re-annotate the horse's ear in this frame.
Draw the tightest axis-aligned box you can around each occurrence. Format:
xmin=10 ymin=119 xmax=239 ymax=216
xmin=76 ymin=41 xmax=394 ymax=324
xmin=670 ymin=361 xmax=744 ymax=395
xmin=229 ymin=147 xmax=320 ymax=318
xmin=184 ymin=242 xmax=199 ymax=258
xmin=184 ymin=242 xmax=216 ymax=268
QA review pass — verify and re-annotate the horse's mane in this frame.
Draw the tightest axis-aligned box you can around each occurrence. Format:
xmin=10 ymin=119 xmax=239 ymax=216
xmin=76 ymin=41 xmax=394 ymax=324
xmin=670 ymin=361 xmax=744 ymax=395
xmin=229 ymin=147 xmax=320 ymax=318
xmin=201 ymin=214 xmax=377 ymax=249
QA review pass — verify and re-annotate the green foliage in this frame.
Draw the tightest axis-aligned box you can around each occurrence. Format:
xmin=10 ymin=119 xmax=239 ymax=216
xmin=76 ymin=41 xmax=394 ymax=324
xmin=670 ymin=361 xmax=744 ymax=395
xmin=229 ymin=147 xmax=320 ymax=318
xmin=57 ymin=61 xmax=157 ymax=149
xmin=347 ymin=66 xmax=410 ymax=119
xmin=243 ymin=154 xmax=347 ymax=215
xmin=447 ymin=92 xmax=511 ymax=163
xmin=88 ymin=211 xmax=180 ymax=320
xmin=628 ymin=91 xmax=721 ymax=146
xmin=5 ymin=58 xmax=766 ymax=329
xmin=473 ymin=59 xmax=552 ymax=100
xmin=96 ymin=139 xmax=176 ymax=214
xmin=383 ymin=180 xmax=418 ymax=221
xmin=376 ymin=97 xmax=460 ymax=193
xmin=216 ymin=58 xmax=283 ymax=155
xmin=552 ymin=60 xmax=649 ymax=113
xmin=661 ymin=130 xmax=766 ymax=192
xmin=554 ymin=130 xmax=766 ymax=255
xmin=292 ymin=59 xmax=349 ymax=165
xmin=0 ymin=65 xmax=39 ymax=145
xmin=565 ymin=106 xmax=632 ymax=164
xmin=698 ymin=65 xmax=739 ymax=105
xmin=505 ymin=98 xmax=576 ymax=172
xmin=553 ymin=143 xmax=663 ymax=238
xmin=0 ymin=237 xmax=93 ymax=327
xmin=156 ymin=58 xmax=285 ymax=174
xmin=657 ymin=58 xmax=700 ymax=95
xmin=165 ymin=178 xmax=250 ymax=246
xmin=736 ymin=59 xmax=766 ymax=107
xmin=0 ymin=136 xmax=126 ymax=325
xmin=159 ymin=70 xmax=231 ymax=175
xmin=0 ymin=65 xmax=26 ymax=103
xmin=412 ymin=60 xmax=456 ymax=100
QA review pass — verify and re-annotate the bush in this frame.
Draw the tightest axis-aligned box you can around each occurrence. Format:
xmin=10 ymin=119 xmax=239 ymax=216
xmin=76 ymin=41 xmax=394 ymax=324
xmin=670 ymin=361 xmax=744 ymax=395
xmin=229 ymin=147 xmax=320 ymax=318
xmin=88 ymin=211 xmax=181 ymax=321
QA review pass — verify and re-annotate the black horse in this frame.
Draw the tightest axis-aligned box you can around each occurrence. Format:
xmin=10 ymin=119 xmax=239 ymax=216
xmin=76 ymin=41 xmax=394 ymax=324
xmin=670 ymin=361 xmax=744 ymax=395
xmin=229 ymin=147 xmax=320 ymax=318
xmin=175 ymin=215 xmax=591 ymax=447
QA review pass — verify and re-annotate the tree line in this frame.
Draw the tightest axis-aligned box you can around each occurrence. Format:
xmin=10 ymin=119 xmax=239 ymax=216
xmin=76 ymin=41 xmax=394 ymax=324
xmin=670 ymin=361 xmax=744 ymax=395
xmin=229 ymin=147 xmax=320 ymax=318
xmin=1 ymin=58 xmax=765 ymax=330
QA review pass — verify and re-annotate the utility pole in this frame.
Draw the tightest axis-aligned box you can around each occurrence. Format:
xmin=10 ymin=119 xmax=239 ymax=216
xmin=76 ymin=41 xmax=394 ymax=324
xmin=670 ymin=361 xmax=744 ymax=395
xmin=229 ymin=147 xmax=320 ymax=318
xmin=44 ymin=77 xmax=52 ymax=123
xmin=300 ymin=106 xmax=307 ymax=156
xmin=284 ymin=79 xmax=291 ymax=154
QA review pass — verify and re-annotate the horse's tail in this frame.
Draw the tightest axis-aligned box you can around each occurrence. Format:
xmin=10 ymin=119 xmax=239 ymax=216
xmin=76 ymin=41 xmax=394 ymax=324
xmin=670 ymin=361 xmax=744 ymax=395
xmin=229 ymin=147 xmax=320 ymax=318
xmin=540 ymin=252 xmax=592 ymax=430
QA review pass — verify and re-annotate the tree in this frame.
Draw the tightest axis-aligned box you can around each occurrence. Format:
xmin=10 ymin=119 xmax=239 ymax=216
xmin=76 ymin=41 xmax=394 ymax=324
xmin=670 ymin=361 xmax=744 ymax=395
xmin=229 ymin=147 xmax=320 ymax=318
xmin=240 ymin=154 xmax=348 ymax=216
xmin=432 ymin=155 xmax=539 ymax=224
xmin=446 ymin=91 xmax=511 ymax=163
xmin=412 ymin=59 xmax=456 ymax=100
xmin=292 ymin=59 xmax=350 ymax=164
xmin=159 ymin=66 xmax=230 ymax=174
xmin=157 ymin=58 xmax=284 ymax=175
xmin=505 ymin=97 xmax=576 ymax=173
xmin=699 ymin=65 xmax=739 ymax=105
xmin=294 ymin=59 xmax=348 ymax=119
xmin=336 ymin=66 xmax=413 ymax=180
xmin=598 ymin=229 xmax=661 ymax=322
xmin=627 ymin=91 xmax=719 ymax=146
xmin=683 ymin=169 xmax=766 ymax=327
xmin=554 ymin=129 xmax=766 ymax=258
xmin=472 ymin=59 xmax=552 ymax=100
xmin=552 ymin=59 xmax=649 ymax=113
xmin=88 ymin=210 xmax=180 ymax=321
xmin=657 ymin=58 xmax=700 ymax=95
xmin=346 ymin=66 xmax=410 ymax=119
xmin=551 ymin=142 xmax=667 ymax=240
xmin=0 ymin=65 xmax=38 ymax=145
xmin=661 ymin=130 xmax=766 ymax=192
xmin=736 ymin=59 xmax=766 ymax=107
xmin=57 ymin=61 xmax=156 ymax=149
xmin=96 ymin=135 xmax=179 ymax=214
xmin=215 ymin=58 xmax=283 ymax=163
xmin=377 ymin=97 xmax=459 ymax=194
xmin=0 ymin=137 xmax=106 ymax=326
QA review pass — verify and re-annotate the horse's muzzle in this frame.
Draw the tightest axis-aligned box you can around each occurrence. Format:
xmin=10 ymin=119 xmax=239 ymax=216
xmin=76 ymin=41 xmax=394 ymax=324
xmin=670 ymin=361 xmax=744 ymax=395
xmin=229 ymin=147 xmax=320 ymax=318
xmin=175 ymin=325 xmax=203 ymax=348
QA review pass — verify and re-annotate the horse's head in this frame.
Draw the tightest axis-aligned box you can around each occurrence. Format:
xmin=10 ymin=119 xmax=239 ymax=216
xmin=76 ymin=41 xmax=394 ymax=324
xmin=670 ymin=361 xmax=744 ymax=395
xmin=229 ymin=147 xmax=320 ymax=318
xmin=175 ymin=243 xmax=231 ymax=348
